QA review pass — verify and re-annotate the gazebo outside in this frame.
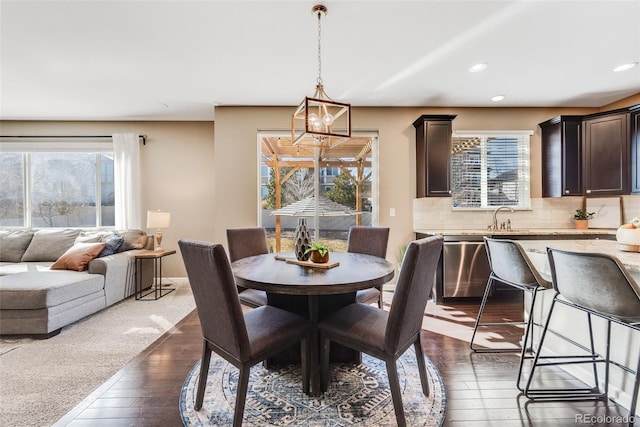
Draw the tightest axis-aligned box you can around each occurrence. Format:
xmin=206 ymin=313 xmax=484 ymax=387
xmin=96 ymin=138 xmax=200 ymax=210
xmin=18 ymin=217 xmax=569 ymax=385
xmin=260 ymin=134 xmax=374 ymax=252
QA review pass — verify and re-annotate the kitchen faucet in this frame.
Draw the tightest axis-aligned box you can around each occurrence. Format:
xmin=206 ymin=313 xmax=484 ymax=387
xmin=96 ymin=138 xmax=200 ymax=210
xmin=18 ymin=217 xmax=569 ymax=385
xmin=492 ymin=206 xmax=514 ymax=230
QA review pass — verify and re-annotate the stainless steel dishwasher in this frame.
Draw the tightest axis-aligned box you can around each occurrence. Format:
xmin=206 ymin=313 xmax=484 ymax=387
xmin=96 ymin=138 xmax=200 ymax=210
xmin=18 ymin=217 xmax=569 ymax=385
xmin=442 ymin=238 xmax=491 ymax=298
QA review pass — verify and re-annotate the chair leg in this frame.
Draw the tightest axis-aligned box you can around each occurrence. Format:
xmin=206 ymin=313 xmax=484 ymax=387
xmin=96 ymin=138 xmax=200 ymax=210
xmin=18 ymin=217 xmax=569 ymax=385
xmin=629 ymin=352 xmax=640 ymax=426
xmin=233 ymin=364 xmax=251 ymax=427
xmin=517 ymin=287 xmax=540 ymax=391
xmin=195 ymin=341 xmax=212 ymax=411
xmin=385 ymin=358 xmax=406 ymax=427
xmin=472 ymin=275 xmax=534 ymax=355
xmin=301 ymin=334 xmax=310 ymax=395
xmin=525 ymin=297 xmax=607 ymax=399
xmin=525 ymin=296 xmax=557 ymax=395
xmin=577 ymin=311 xmax=604 ymax=396
xmin=377 ymin=285 xmax=384 ymax=309
xmin=413 ymin=336 xmax=430 ymax=396
xmin=320 ymin=331 xmax=331 ymax=393
xmin=470 ymin=276 xmax=494 ymax=351
xmin=591 ymin=320 xmax=611 ymax=397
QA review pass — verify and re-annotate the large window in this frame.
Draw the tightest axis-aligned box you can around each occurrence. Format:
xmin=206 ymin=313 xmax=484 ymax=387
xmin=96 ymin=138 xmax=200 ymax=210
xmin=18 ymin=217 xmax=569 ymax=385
xmin=450 ymin=131 xmax=531 ymax=210
xmin=258 ymin=132 xmax=378 ymax=252
xmin=0 ymin=141 xmax=115 ymax=228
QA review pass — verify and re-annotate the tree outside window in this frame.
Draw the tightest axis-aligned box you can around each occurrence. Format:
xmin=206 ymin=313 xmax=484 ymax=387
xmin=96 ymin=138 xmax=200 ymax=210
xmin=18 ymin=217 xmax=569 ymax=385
xmin=0 ymin=151 xmax=115 ymax=228
xmin=0 ymin=153 xmax=25 ymax=227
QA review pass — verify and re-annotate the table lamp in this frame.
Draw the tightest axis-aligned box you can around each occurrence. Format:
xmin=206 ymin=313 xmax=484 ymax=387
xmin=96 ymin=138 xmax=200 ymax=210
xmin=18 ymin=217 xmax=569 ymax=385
xmin=147 ymin=210 xmax=171 ymax=251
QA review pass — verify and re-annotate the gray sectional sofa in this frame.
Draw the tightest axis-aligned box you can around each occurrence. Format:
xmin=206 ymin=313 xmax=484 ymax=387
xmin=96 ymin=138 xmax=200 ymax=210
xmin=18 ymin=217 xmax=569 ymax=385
xmin=0 ymin=228 xmax=153 ymax=338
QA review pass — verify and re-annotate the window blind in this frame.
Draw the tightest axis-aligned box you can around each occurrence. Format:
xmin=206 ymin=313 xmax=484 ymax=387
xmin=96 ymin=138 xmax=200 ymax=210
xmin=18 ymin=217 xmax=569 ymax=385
xmin=451 ymin=131 xmax=531 ymax=209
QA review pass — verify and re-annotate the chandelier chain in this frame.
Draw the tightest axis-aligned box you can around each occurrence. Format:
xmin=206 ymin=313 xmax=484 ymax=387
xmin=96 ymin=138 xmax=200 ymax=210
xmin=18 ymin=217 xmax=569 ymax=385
xmin=316 ymin=9 xmax=322 ymax=85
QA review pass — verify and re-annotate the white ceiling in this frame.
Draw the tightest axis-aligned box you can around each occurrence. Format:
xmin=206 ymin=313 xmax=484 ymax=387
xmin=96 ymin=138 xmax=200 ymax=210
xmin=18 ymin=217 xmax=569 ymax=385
xmin=1 ymin=0 xmax=639 ymax=121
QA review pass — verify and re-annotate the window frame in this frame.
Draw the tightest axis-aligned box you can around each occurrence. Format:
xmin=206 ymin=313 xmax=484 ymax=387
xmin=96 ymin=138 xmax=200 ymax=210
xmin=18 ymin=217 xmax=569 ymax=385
xmin=450 ymin=130 xmax=532 ymax=211
xmin=256 ymin=130 xmax=380 ymax=248
xmin=0 ymin=140 xmax=115 ymax=228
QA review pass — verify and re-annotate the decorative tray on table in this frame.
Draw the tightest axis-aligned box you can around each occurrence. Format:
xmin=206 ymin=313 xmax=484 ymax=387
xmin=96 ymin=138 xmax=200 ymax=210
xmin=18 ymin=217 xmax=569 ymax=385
xmin=274 ymin=255 xmax=340 ymax=269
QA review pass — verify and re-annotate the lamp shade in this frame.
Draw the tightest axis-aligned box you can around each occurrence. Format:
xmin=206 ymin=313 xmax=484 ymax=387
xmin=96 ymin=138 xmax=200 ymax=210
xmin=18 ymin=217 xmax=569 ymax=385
xmin=146 ymin=210 xmax=171 ymax=229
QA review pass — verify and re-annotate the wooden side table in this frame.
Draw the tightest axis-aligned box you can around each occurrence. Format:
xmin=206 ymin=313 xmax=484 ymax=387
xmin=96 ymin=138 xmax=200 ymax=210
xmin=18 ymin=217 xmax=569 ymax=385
xmin=135 ymin=249 xmax=176 ymax=300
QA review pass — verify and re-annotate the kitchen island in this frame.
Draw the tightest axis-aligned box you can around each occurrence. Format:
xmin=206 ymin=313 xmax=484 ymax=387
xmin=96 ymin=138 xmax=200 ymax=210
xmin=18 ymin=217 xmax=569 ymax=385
xmin=516 ymin=238 xmax=640 ymax=415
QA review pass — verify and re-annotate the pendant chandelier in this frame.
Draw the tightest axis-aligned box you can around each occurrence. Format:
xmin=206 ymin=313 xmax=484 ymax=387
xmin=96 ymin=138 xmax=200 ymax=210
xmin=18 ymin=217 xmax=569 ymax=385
xmin=291 ymin=4 xmax=351 ymax=147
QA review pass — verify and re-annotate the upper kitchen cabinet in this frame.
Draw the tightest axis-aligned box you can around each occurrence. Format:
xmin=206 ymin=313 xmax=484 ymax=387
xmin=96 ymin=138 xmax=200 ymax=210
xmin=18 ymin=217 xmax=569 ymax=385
xmin=631 ymin=106 xmax=640 ymax=193
xmin=413 ymin=115 xmax=456 ymax=197
xmin=583 ymin=111 xmax=630 ymax=196
xmin=540 ymin=104 xmax=639 ymax=197
xmin=540 ymin=116 xmax=583 ymax=197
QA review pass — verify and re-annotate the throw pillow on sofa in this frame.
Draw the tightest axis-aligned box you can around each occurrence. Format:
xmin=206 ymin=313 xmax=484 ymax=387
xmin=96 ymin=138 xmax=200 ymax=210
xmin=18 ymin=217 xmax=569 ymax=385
xmin=99 ymin=234 xmax=125 ymax=257
xmin=117 ymin=229 xmax=148 ymax=252
xmin=21 ymin=229 xmax=80 ymax=262
xmin=0 ymin=229 xmax=34 ymax=262
xmin=51 ymin=242 xmax=106 ymax=271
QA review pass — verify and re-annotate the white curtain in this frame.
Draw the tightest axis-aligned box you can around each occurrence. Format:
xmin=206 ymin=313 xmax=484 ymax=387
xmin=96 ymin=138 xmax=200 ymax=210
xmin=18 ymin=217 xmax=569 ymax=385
xmin=113 ymin=133 xmax=141 ymax=230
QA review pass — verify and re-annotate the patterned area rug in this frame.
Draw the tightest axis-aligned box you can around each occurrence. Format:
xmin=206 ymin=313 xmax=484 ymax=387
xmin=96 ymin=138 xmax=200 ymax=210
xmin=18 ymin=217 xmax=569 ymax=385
xmin=180 ymin=348 xmax=446 ymax=426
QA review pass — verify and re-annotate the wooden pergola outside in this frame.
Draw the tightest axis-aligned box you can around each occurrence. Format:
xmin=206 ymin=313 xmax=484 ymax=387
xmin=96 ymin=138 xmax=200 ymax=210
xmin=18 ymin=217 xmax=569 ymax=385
xmin=260 ymin=135 xmax=373 ymax=252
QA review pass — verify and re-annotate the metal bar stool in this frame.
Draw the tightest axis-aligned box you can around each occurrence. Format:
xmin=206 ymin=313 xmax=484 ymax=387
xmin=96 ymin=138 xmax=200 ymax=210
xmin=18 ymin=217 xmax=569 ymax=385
xmin=470 ymin=237 xmax=552 ymax=391
xmin=524 ymin=247 xmax=640 ymax=426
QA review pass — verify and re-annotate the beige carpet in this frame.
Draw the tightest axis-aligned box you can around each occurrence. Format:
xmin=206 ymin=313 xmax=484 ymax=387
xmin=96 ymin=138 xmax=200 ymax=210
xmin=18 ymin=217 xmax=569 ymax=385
xmin=0 ymin=279 xmax=195 ymax=427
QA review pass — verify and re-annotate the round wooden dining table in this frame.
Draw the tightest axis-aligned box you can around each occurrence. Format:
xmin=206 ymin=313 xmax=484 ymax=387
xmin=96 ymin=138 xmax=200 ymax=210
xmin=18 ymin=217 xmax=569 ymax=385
xmin=231 ymin=251 xmax=395 ymax=396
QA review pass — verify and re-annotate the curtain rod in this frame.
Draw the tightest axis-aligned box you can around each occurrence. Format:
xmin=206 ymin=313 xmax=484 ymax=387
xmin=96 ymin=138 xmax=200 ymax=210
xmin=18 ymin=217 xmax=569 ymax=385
xmin=0 ymin=135 xmax=148 ymax=145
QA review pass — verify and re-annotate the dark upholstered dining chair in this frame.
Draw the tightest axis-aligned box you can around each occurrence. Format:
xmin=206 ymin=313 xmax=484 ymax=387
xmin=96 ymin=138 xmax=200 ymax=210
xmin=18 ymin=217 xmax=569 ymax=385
xmin=524 ymin=247 xmax=640 ymax=426
xmin=226 ymin=227 xmax=269 ymax=308
xmin=318 ymin=235 xmax=443 ymax=427
xmin=178 ymin=239 xmax=312 ymax=427
xmin=347 ymin=226 xmax=390 ymax=308
xmin=470 ymin=237 xmax=552 ymax=390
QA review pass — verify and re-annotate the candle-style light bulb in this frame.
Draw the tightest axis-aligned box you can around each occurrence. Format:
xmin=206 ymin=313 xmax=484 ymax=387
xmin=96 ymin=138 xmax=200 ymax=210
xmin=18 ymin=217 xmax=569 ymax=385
xmin=322 ymin=113 xmax=334 ymax=125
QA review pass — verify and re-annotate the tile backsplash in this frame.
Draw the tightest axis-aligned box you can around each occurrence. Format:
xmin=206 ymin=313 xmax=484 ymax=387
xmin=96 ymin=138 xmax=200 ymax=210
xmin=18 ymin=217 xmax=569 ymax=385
xmin=413 ymin=195 xmax=640 ymax=231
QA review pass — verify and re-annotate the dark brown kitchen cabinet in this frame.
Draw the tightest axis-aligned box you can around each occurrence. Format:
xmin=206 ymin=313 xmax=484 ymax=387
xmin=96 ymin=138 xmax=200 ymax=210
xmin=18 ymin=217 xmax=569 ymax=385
xmin=583 ymin=112 xmax=630 ymax=196
xmin=413 ymin=114 xmax=456 ymax=197
xmin=631 ymin=107 xmax=640 ymax=193
xmin=539 ymin=116 xmax=583 ymax=197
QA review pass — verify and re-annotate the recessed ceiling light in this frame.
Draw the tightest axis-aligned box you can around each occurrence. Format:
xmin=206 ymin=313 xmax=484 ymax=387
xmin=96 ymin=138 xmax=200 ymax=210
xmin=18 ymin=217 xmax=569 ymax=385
xmin=469 ymin=63 xmax=487 ymax=72
xmin=490 ymin=95 xmax=505 ymax=102
xmin=613 ymin=62 xmax=639 ymax=72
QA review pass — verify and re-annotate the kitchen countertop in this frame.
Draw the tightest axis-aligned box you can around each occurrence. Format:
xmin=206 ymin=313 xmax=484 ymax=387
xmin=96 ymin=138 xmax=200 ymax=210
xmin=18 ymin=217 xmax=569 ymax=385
xmin=414 ymin=228 xmax=617 ymax=237
xmin=517 ymin=238 xmax=640 ymax=273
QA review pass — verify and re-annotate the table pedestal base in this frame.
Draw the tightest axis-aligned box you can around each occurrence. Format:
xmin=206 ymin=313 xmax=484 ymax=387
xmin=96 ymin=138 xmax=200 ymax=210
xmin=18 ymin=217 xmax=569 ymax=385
xmin=266 ymin=342 xmax=360 ymax=366
xmin=266 ymin=292 xmax=361 ymax=395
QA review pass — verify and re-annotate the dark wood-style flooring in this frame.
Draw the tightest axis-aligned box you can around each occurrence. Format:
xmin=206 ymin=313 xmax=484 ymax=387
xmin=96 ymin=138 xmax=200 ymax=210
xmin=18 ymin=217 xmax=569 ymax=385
xmin=56 ymin=289 xmax=630 ymax=426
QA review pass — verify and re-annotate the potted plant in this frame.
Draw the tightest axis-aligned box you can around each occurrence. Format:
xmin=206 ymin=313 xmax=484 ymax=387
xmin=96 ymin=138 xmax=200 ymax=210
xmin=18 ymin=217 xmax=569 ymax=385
xmin=304 ymin=241 xmax=330 ymax=263
xmin=574 ymin=209 xmax=595 ymax=229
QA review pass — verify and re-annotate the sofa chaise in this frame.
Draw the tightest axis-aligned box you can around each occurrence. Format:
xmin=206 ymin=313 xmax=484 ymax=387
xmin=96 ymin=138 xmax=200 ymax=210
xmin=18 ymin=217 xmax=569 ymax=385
xmin=0 ymin=228 xmax=154 ymax=338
